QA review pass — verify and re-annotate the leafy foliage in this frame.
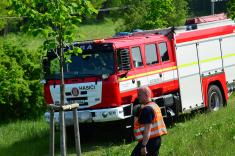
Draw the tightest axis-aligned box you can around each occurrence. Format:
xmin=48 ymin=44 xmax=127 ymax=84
xmin=90 ymin=0 xmax=107 ymax=10
xmin=117 ymin=0 xmax=188 ymax=31
xmin=8 ymin=0 xmax=97 ymax=118
xmin=168 ymin=0 xmax=188 ymax=26
xmin=10 ymin=0 xmax=97 ymax=51
xmin=0 ymin=0 xmax=9 ymax=30
xmin=0 ymin=40 xmax=45 ymax=120
xmin=227 ymin=0 xmax=235 ymax=19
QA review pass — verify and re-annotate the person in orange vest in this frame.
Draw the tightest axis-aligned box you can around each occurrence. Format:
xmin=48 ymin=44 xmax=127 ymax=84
xmin=131 ymin=86 xmax=167 ymax=156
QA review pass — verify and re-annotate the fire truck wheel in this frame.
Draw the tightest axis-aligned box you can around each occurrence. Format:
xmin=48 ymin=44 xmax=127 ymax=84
xmin=207 ymin=85 xmax=223 ymax=112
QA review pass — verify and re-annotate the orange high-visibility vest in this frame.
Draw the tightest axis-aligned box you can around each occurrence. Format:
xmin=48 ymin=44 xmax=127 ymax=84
xmin=134 ymin=102 xmax=167 ymax=141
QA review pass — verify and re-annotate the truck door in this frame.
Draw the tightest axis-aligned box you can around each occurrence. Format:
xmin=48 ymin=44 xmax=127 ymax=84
xmin=220 ymin=35 xmax=235 ymax=83
xmin=144 ymin=43 xmax=163 ymax=96
xmin=117 ymin=48 xmax=136 ymax=104
xmin=158 ymin=41 xmax=177 ymax=94
xmin=176 ymin=43 xmax=204 ymax=112
xmin=130 ymin=46 xmax=148 ymax=89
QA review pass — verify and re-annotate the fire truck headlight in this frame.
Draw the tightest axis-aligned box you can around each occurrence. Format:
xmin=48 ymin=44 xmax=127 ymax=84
xmin=80 ymin=111 xmax=92 ymax=122
xmin=102 ymin=74 xmax=109 ymax=80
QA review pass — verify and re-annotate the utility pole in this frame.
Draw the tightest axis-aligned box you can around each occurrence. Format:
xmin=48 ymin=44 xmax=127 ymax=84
xmin=211 ymin=0 xmax=228 ymax=15
xmin=211 ymin=0 xmax=215 ymax=15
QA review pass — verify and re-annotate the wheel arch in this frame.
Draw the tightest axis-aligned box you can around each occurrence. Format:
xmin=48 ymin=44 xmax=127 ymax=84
xmin=207 ymin=80 xmax=227 ymax=106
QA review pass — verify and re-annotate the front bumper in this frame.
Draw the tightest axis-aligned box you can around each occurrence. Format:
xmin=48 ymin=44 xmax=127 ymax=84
xmin=44 ymin=104 xmax=132 ymax=125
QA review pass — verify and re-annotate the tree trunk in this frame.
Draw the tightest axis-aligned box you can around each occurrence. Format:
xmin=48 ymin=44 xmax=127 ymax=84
xmin=59 ymin=46 xmax=67 ymax=156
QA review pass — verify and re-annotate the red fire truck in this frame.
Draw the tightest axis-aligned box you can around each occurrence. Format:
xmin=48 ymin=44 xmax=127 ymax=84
xmin=43 ymin=14 xmax=235 ymax=129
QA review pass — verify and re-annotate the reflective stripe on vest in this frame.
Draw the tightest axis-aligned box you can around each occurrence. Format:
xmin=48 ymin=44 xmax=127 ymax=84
xmin=134 ymin=102 xmax=167 ymax=141
xmin=135 ymin=127 xmax=167 ymax=140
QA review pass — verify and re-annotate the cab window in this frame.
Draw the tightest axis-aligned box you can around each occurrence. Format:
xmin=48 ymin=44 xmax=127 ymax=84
xmin=131 ymin=47 xmax=143 ymax=68
xmin=145 ymin=44 xmax=158 ymax=65
xmin=159 ymin=42 xmax=169 ymax=62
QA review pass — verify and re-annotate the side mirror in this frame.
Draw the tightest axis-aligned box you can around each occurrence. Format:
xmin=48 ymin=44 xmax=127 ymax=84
xmin=119 ymin=49 xmax=131 ymax=71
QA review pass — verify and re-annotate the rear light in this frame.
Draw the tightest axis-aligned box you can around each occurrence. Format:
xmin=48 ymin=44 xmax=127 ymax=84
xmin=94 ymin=39 xmax=105 ymax=43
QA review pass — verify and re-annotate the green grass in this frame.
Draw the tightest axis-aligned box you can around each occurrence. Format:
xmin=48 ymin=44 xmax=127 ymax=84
xmin=0 ymin=18 xmax=122 ymax=50
xmin=76 ymin=18 xmax=123 ymax=41
xmin=0 ymin=33 xmax=44 ymax=51
xmin=84 ymin=94 xmax=235 ymax=156
xmin=160 ymin=93 xmax=235 ymax=156
xmin=0 ymin=94 xmax=234 ymax=156
xmin=0 ymin=118 xmax=50 ymax=156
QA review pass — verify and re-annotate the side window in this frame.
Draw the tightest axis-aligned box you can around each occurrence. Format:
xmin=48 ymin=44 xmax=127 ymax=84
xmin=131 ymin=47 xmax=143 ymax=68
xmin=145 ymin=44 xmax=158 ymax=65
xmin=159 ymin=42 xmax=169 ymax=62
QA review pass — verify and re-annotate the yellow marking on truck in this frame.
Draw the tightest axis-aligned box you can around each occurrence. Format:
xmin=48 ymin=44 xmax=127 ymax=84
xmin=177 ymin=53 xmax=235 ymax=69
xmin=222 ymin=53 xmax=235 ymax=59
xmin=118 ymin=66 xmax=176 ymax=81
xmin=118 ymin=53 xmax=235 ymax=82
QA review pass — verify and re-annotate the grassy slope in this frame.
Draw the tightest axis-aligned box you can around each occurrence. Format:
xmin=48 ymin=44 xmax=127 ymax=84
xmin=0 ymin=118 xmax=50 ymax=156
xmin=160 ymin=93 xmax=235 ymax=156
xmin=76 ymin=18 xmax=122 ymax=41
xmin=0 ymin=33 xmax=44 ymax=51
xmin=0 ymin=95 xmax=233 ymax=156
xmin=81 ymin=94 xmax=235 ymax=156
xmin=0 ymin=18 xmax=121 ymax=49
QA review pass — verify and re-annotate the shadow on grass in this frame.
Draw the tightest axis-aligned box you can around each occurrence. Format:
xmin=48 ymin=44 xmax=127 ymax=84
xmin=0 ymin=131 xmax=54 ymax=156
xmin=165 ymin=108 xmax=207 ymax=128
xmin=66 ymin=122 xmax=133 ymax=153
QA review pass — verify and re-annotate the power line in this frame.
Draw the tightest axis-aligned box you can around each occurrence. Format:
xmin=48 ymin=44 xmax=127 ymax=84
xmin=0 ymin=16 xmax=27 ymax=19
xmin=0 ymin=6 xmax=130 ymax=19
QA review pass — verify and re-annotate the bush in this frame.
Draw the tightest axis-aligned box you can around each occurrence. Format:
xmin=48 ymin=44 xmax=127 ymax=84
xmin=0 ymin=40 xmax=46 ymax=120
xmin=118 ymin=0 xmax=188 ymax=31
xmin=227 ymin=0 xmax=235 ymax=19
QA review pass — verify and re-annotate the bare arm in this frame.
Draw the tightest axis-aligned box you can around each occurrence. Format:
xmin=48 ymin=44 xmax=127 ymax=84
xmin=140 ymin=123 xmax=152 ymax=155
xmin=142 ymin=123 xmax=152 ymax=146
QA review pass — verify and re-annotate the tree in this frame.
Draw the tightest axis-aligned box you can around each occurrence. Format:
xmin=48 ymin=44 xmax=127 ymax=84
xmin=10 ymin=0 xmax=97 ymax=155
xmin=168 ymin=0 xmax=188 ymax=26
xmin=116 ymin=0 xmax=188 ymax=31
xmin=0 ymin=41 xmax=45 ymax=120
xmin=227 ymin=0 xmax=235 ymax=19
xmin=0 ymin=0 xmax=9 ymax=30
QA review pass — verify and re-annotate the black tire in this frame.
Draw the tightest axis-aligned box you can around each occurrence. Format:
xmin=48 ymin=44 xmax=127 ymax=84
xmin=207 ymin=85 xmax=224 ymax=112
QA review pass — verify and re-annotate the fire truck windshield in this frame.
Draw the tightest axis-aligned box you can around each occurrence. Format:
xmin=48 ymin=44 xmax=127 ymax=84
xmin=48 ymin=51 xmax=114 ymax=79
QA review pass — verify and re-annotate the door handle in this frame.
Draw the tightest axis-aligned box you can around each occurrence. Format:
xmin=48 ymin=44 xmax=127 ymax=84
xmin=132 ymin=79 xmax=135 ymax=84
xmin=159 ymin=73 xmax=162 ymax=78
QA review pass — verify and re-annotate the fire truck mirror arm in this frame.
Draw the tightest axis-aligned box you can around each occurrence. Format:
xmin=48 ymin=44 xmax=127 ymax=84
xmin=119 ymin=70 xmax=129 ymax=78
xmin=42 ymin=57 xmax=50 ymax=78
